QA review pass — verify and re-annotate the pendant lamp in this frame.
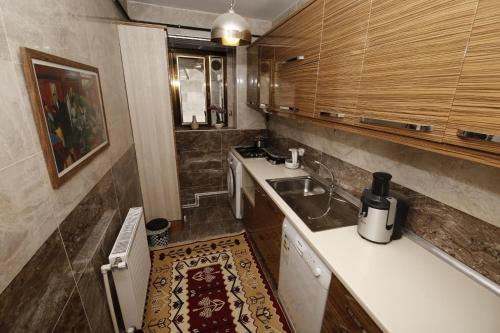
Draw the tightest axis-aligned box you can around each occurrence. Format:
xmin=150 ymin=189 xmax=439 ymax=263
xmin=211 ymin=0 xmax=251 ymax=46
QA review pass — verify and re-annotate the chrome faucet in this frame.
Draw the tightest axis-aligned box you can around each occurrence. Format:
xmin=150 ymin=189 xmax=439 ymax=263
xmin=314 ymin=160 xmax=336 ymax=190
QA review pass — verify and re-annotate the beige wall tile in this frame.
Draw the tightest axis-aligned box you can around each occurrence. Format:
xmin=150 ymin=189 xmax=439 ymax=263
xmin=0 ymin=0 xmax=133 ymax=293
xmin=0 ymin=60 xmax=37 ymax=170
xmin=0 ymin=154 xmax=57 ymax=293
xmin=0 ymin=9 xmax=10 ymax=61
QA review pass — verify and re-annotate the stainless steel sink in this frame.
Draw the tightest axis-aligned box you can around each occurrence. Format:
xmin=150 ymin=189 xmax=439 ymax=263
xmin=266 ymin=176 xmax=360 ymax=232
xmin=268 ymin=176 xmax=327 ymax=197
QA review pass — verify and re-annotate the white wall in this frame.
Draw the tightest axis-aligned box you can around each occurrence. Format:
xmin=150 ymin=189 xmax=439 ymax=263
xmin=0 ymin=0 xmax=133 ymax=293
xmin=272 ymin=0 xmax=311 ymax=26
xmin=127 ymin=1 xmax=272 ymax=35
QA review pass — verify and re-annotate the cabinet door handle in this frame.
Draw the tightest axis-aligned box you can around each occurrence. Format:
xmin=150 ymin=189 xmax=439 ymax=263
xmin=285 ymin=55 xmax=305 ymax=63
xmin=279 ymin=106 xmax=299 ymax=112
xmin=344 ymin=296 xmax=367 ymax=333
xmin=319 ymin=111 xmax=345 ymax=119
xmin=457 ymin=129 xmax=500 ymax=144
xmin=360 ymin=116 xmax=433 ymax=132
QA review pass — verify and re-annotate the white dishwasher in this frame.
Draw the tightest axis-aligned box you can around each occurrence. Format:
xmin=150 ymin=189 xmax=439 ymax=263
xmin=278 ymin=219 xmax=331 ymax=333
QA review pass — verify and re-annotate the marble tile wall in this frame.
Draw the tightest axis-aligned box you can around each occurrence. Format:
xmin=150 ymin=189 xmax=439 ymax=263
xmin=0 ymin=0 xmax=135 ymax=295
xmin=0 ymin=145 xmax=143 ymax=332
xmin=268 ymin=120 xmax=500 ymax=285
xmin=175 ymin=129 xmax=266 ymax=206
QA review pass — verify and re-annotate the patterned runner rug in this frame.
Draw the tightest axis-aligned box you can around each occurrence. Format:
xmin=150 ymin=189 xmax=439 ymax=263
xmin=142 ymin=232 xmax=291 ymax=333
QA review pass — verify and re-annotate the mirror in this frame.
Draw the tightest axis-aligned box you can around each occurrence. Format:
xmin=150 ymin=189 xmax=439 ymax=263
xmin=209 ymin=56 xmax=225 ymax=126
xmin=177 ymin=56 xmax=207 ymax=124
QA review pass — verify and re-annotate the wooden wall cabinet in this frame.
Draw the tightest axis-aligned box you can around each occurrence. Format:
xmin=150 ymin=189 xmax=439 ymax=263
xmin=259 ymin=42 xmax=274 ymax=110
xmin=248 ymin=0 xmax=500 ymax=167
xmin=321 ymin=274 xmax=382 ymax=333
xmin=247 ymin=43 xmax=260 ymax=109
xmin=444 ymin=0 xmax=500 ymax=155
xmin=314 ymin=0 xmax=371 ymax=125
xmin=269 ymin=0 xmax=324 ymax=118
xmin=273 ymin=60 xmax=319 ymax=118
xmin=355 ymin=0 xmax=478 ymax=142
xmin=273 ymin=0 xmax=324 ymax=64
xmin=247 ymin=39 xmax=275 ymax=111
xmin=250 ymin=185 xmax=285 ymax=287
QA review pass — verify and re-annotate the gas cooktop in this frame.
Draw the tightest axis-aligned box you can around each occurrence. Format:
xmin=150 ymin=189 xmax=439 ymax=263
xmin=234 ymin=146 xmax=287 ymax=165
xmin=234 ymin=146 xmax=267 ymax=158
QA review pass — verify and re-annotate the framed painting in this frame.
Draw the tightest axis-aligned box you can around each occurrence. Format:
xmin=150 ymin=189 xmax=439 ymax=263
xmin=21 ymin=48 xmax=109 ymax=188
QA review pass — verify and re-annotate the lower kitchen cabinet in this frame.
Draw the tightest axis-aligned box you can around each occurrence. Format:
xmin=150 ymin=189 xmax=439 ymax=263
xmin=242 ymin=191 xmax=255 ymax=232
xmin=322 ymin=274 xmax=382 ymax=333
xmin=247 ymin=185 xmax=285 ymax=287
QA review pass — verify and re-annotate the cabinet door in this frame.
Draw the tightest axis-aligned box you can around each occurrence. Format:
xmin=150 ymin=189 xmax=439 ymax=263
xmin=259 ymin=43 xmax=274 ymax=109
xmin=247 ymin=44 xmax=260 ymax=109
xmin=444 ymin=0 xmax=500 ymax=155
xmin=321 ymin=274 xmax=382 ymax=333
xmin=314 ymin=0 xmax=371 ymax=125
xmin=273 ymin=60 xmax=319 ymax=118
xmin=273 ymin=0 xmax=324 ymax=64
xmin=355 ymin=0 xmax=478 ymax=142
xmin=253 ymin=186 xmax=284 ymax=286
xmin=242 ymin=192 xmax=254 ymax=232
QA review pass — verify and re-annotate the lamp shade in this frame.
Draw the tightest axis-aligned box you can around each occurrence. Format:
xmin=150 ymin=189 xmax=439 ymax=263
xmin=211 ymin=8 xmax=251 ymax=46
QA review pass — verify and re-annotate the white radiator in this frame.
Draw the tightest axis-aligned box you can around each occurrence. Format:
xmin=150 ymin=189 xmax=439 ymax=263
xmin=102 ymin=207 xmax=151 ymax=333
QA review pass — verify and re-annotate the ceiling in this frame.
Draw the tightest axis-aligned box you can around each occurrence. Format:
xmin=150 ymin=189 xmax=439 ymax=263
xmin=131 ymin=0 xmax=297 ymax=21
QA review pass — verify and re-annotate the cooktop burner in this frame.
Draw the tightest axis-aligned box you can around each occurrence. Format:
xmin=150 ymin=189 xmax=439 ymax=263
xmin=235 ymin=146 xmax=267 ymax=158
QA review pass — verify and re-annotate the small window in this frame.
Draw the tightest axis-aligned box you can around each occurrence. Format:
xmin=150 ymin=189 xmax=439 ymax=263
xmin=169 ymin=49 xmax=228 ymax=127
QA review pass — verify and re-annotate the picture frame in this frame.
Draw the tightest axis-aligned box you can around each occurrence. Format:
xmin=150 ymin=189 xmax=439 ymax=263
xmin=21 ymin=47 xmax=110 ymax=188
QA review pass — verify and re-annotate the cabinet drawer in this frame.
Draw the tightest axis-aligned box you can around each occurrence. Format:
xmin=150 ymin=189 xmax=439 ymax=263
xmin=273 ymin=60 xmax=319 ymax=118
xmin=273 ymin=0 xmax=324 ymax=64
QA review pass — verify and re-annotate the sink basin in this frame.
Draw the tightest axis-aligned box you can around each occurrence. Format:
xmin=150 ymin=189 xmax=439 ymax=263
xmin=266 ymin=176 xmax=360 ymax=232
xmin=268 ymin=176 xmax=326 ymax=197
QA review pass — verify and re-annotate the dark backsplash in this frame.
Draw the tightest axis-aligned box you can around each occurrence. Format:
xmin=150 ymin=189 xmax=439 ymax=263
xmin=175 ymin=129 xmax=266 ymax=206
xmin=0 ymin=146 xmax=143 ymax=332
xmin=267 ymin=130 xmax=500 ymax=285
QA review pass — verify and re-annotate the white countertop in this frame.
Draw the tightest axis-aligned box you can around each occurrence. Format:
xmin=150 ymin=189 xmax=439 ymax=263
xmin=233 ymin=149 xmax=500 ymax=333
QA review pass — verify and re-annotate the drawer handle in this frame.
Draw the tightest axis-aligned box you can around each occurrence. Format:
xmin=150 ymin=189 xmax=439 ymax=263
xmin=279 ymin=106 xmax=299 ymax=112
xmin=319 ymin=111 xmax=345 ymax=119
xmin=285 ymin=55 xmax=305 ymax=63
xmin=457 ymin=129 xmax=500 ymax=144
xmin=360 ymin=116 xmax=433 ymax=132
